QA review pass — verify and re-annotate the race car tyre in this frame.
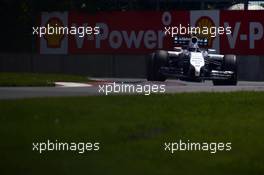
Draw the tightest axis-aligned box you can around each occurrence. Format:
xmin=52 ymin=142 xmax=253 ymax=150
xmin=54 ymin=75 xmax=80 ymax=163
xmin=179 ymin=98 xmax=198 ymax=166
xmin=147 ymin=50 xmax=168 ymax=81
xmin=213 ymin=54 xmax=237 ymax=86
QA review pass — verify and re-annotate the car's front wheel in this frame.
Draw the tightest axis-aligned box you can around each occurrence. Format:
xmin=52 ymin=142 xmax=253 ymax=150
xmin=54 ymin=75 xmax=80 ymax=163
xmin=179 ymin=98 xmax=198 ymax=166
xmin=213 ymin=54 xmax=237 ymax=86
xmin=147 ymin=50 xmax=168 ymax=81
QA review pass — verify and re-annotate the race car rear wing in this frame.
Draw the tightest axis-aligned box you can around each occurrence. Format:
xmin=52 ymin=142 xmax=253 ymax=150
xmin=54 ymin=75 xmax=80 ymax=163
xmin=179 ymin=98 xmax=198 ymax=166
xmin=174 ymin=36 xmax=208 ymax=47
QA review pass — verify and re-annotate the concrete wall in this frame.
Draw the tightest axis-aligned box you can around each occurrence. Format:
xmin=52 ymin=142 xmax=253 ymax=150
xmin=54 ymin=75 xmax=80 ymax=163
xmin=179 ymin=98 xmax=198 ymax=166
xmin=0 ymin=54 xmax=147 ymax=78
xmin=0 ymin=53 xmax=263 ymax=81
xmin=237 ymin=56 xmax=264 ymax=81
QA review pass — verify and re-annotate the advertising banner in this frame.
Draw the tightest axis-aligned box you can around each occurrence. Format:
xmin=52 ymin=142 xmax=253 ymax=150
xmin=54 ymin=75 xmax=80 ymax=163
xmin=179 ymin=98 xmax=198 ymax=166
xmin=68 ymin=11 xmax=189 ymax=54
xmin=39 ymin=11 xmax=264 ymax=55
xmin=220 ymin=10 xmax=264 ymax=54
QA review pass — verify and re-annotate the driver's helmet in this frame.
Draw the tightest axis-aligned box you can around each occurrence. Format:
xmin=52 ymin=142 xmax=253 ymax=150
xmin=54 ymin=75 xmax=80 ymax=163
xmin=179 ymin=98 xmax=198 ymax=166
xmin=188 ymin=36 xmax=199 ymax=51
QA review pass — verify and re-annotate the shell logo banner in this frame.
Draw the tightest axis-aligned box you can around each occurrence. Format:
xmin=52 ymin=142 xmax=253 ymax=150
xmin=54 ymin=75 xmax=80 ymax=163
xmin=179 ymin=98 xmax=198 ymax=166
xmin=39 ymin=11 xmax=264 ymax=55
xmin=40 ymin=12 xmax=68 ymax=54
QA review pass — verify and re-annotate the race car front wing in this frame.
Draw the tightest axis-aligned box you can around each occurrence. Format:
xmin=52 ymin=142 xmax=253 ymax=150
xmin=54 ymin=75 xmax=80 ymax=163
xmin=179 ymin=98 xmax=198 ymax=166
xmin=159 ymin=67 xmax=235 ymax=81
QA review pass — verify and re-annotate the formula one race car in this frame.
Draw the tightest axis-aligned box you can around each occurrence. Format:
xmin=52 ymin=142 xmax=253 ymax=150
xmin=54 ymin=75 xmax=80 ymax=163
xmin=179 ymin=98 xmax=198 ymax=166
xmin=147 ymin=36 xmax=237 ymax=85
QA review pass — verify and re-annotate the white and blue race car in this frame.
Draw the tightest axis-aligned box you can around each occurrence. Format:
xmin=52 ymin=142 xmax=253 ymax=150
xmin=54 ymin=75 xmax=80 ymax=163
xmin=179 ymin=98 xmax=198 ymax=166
xmin=147 ymin=36 xmax=237 ymax=85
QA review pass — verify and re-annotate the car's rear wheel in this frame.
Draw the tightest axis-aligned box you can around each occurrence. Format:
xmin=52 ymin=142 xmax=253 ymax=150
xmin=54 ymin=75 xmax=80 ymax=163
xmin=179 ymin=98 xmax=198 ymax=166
xmin=147 ymin=50 xmax=168 ymax=81
xmin=213 ymin=54 xmax=237 ymax=86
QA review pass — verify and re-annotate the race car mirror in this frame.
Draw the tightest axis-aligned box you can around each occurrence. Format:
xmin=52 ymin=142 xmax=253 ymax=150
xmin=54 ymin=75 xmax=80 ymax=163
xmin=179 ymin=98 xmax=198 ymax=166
xmin=208 ymin=49 xmax=216 ymax=53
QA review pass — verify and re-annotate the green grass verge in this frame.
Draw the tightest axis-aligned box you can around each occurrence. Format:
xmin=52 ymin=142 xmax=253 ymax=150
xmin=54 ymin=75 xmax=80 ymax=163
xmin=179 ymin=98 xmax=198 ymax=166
xmin=0 ymin=72 xmax=90 ymax=86
xmin=0 ymin=92 xmax=264 ymax=175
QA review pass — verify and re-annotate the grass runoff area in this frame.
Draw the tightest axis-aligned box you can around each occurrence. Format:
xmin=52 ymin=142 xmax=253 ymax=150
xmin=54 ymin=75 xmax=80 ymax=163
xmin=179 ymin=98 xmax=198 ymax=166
xmin=0 ymin=72 xmax=90 ymax=86
xmin=1 ymin=92 xmax=264 ymax=175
